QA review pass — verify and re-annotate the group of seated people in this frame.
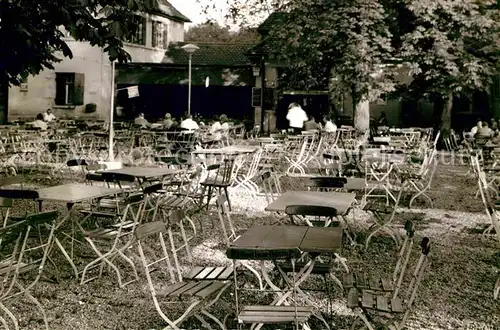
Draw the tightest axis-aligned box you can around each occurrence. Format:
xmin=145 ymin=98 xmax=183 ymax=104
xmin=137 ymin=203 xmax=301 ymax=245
xmin=469 ymin=119 xmax=500 ymax=139
xmin=32 ymin=109 xmax=57 ymax=130
xmin=134 ymin=112 xmax=232 ymax=137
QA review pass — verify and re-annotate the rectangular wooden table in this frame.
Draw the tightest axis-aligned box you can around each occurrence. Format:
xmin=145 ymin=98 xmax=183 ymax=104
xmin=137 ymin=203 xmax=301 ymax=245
xmin=227 ymin=225 xmax=343 ymax=328
xmin=265 ymin=191 xmax=356 ymax=215
xmin=103 ymin=167 xmax=182 ymax=180
xmin=37 ymin=183 xmax=120 ymax=204
xmin=227 ymin=225 xmax=342 ymax=260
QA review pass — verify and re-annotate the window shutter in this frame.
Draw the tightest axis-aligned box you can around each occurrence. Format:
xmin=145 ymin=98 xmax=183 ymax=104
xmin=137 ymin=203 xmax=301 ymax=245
xmin=152 ymin=22 xmax=158 ymax=47
xmin=162 ymin=25 xmax=168 ymax=49
xmin=55 ymin=74 xmax=66 ymax=105
xmin=73 ymin=73 xmax=85 ymax=105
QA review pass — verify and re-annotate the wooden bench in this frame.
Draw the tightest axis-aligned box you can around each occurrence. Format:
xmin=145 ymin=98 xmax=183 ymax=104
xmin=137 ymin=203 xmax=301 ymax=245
xmin=238 ymin=305 xmax=313 ymax=324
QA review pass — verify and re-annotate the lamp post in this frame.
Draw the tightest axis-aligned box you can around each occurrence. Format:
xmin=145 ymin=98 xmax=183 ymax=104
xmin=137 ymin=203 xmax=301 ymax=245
xmin=181 ymin=43 xmax=199 ymax=116
xmin=108 ymin=60 xmax=115 ymax=161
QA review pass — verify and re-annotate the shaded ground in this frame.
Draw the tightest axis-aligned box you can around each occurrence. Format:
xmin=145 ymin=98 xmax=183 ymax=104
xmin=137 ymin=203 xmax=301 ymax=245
xmin=4 ymin=164 xmax=500 ymax=329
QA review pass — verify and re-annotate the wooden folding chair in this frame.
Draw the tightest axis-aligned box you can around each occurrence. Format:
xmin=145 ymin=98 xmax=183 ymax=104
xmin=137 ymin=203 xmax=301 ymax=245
xmin=0 ymin=210 xmax=57 ymax=330
xmin=260 ymin=171 xmax=282 ymax=206
xmin=79 ymin=193 xmax=146 ymax=287
xmin=135 ymin=221 xmax=231 ymax=330
xmin=344 ymin=220 xmax=415 ymax=294
xmin=199 ymin=158 xmax=236 ymax=211
xmin=346 ymin=237 xmax=431 ymax=330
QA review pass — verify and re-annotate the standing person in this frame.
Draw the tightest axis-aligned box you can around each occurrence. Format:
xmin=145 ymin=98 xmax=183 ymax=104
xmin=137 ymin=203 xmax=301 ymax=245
xmin=286 ymin=102 xmax=308 ymax=134
xmin=322 ymin=116 xmax=337 ymax=133
xmin=43 ymin=109 xmax=56 ymax=122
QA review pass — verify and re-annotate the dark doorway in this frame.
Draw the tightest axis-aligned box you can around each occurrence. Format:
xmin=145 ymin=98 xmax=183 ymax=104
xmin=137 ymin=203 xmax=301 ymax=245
xmin=276 ymin=92 xmax=329 ymax=129
xmin=116 ymin=84 xmax=253 ymax=122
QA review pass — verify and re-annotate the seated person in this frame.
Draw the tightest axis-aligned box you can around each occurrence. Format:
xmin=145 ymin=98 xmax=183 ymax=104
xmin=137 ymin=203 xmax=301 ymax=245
xmin=134 ymin=113 xmax=150 ymax=128
xmin=491 ymin=130 xmax=500 ymax=144
xmin=162 ymin=113 xmax=175 ymax=130
xmin=476 ymin=121 xmax=493 ymax=137
xmin=210 ymin=118 xmax=223 ymax=134
xmin=322 ymin=116 xmax=337 ymax=133
xmin=43 ymin=109 xmax=56 ymax=122
xmin=220 ymin=114 xmax=230 ymax=131
xmin=180 ymin=114 xmax=199 ymax=131
xmin=304 ymin=115 xmax=320 ymax=131
xmin=32 ymin=113 xmax=48 ymax=131
xmin=471 ymin=120 xmax=482 ymax=136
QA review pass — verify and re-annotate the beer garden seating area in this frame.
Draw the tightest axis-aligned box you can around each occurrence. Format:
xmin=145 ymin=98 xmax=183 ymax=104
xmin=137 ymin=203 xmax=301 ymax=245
xmin=0 ymin=119 xmax=497 ymax=330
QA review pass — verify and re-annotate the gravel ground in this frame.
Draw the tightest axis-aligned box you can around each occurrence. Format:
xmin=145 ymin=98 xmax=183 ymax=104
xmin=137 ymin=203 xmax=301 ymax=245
xmin=3 ymin=163 xmax=500 ymax=329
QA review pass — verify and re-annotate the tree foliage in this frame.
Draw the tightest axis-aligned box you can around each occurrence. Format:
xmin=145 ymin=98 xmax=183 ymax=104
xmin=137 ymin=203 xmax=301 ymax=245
xmin=197 ymin=0 xmax=287 ymax=27
xmin=268 ymin=0 xmax=395 ymax=105
xmin=0 ymin=0 xmax=154 ymax=86
xmin=400 ymin=0 xmax=500 ymax=97
xmin=185 ymin=22 xmax=260 ymax=43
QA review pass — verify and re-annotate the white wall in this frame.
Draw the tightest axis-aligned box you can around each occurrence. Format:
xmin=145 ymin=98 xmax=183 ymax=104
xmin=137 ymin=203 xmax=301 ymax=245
xmin=8 ymin=14 xmax=185 ymax=121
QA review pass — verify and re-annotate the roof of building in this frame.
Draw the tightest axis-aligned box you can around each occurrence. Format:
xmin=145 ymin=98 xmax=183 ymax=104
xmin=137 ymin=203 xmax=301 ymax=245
xmin=162 ymin=42 xmax=256 ymax=66
xmin=151 ymin=0 xmax=191 ymax=23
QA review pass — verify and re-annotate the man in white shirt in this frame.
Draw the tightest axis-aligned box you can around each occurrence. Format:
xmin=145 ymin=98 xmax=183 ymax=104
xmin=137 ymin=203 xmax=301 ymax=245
xmin=323 ymin=116 xmax=337 ymax=133
xmin=180 ymin=115 xmax=199 ymax=131
xmin=43 ymin=109 xmax=56 ymax=122
xmin=471 ymin=120 xmax=482 ymax=136
xmin=286 ymin=102 xmax=308 ymax=134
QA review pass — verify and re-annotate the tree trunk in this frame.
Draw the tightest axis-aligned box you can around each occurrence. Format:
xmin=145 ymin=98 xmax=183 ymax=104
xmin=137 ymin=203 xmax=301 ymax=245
xmin=440 ymin=93 xmax=453 ymax=138
xmin=354 ymin=99 xmax=370 ymax=133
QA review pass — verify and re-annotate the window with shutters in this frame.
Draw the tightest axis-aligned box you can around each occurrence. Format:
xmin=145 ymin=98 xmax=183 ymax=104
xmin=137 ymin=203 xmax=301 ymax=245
xmin=152 ymin=21 xmax=165 ymax=48
xmin=55 ymin=73 xmax=84 ymax=106
xmin=125 ymin=16 xmax=146 ymax=45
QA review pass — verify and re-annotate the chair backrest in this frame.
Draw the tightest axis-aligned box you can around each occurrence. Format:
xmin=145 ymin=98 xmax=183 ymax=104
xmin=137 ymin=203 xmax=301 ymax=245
xmin=0 ymin=189 xmax=39 ymax=200
xmin=101 ymin=172 xmax=136 ymax=189
xmin=261 ymin=171 xmax=282 ymax=204
xmin=309 ymin=177 xmax=347 ymax=191
xmin=135 ymin=221 xmax=179 ymax=293
xmin=66 ymin=159 xmax=88 ymax=167
xmin=285 ymin=205 xmax=338 ymax=226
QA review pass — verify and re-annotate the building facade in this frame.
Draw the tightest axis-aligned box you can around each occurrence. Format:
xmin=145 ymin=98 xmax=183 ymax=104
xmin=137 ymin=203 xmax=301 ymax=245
xmin=6 ymin=0 xmax=189 ymax=121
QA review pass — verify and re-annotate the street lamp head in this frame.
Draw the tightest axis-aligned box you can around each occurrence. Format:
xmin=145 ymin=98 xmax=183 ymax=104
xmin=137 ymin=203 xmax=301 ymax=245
xmin=182 ymin=43 xmax=199 ymax=54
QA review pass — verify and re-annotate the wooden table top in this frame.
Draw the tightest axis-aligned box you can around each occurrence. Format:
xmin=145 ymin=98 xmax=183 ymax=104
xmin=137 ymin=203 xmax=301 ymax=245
xmin=37 ymin=183 xmax=120 ymax=203
xmin=265 ymin=191 xmax=356 ymax=215
xmin=226 ymin=225 xmax=342 ymax=260
xmin=104 ymin=167 xmax=182 ymax=179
